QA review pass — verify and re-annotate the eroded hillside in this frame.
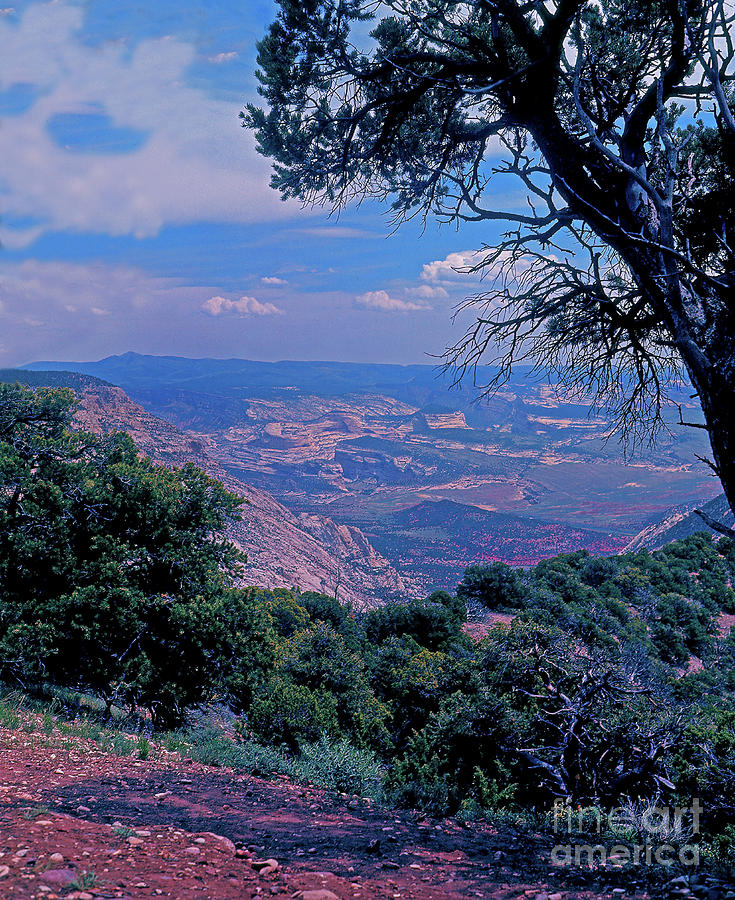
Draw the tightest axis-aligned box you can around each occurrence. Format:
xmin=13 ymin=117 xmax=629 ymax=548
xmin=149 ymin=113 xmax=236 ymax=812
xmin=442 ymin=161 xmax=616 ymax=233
xmin=23 ymin=377 xmax=411 ymax=607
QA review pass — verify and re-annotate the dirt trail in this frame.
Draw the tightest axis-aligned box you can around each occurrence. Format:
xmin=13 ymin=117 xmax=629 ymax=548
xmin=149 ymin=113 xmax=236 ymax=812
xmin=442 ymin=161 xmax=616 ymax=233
xmin=0 ymin=727 xmax=651 ymax=900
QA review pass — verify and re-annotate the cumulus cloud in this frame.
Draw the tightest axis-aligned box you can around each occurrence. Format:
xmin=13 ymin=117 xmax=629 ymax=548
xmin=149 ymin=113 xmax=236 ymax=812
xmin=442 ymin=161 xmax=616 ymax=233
xmin=420 ymin=248 xmax=540 ymax=287
xmin=421 ymin=250 xmax=486 ymax=284
xmin=201 ymin=295 xmax=284 ymax=317
xmin=0 ymin=1 xmax=294 ymax=245
xmin=355 ymin=290 xmax=430 ymax=312
xmin=261 ymin=276 xmax=288 ymax=286
xmin=406 ymin=283 xmax=450 ymax=299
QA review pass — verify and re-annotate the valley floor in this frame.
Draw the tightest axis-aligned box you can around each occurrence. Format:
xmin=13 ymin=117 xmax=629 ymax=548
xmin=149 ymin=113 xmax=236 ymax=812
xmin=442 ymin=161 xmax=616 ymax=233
xmin=0 ymin=724 xmax=675 ymax=900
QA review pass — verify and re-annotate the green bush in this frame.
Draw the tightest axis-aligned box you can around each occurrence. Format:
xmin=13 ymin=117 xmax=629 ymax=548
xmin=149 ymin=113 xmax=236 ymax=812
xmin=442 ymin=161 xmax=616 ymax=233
xmin=248 ymin=679 xmax=339 ymax=749
xmin=364 ymin=595 xmax=466 ymax=651
xmin=457 ymin=562 xmax=527 ymax=612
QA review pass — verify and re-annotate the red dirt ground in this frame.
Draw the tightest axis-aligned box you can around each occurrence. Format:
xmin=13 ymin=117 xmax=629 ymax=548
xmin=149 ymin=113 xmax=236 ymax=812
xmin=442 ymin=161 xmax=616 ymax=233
xmin=0 ymin=724 xmax=661 ymax=900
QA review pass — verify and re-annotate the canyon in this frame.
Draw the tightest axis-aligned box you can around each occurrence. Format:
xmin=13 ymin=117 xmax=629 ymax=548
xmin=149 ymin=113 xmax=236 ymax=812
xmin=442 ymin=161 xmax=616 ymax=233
xmin=19 ymin=355 xmax=722 ymax=592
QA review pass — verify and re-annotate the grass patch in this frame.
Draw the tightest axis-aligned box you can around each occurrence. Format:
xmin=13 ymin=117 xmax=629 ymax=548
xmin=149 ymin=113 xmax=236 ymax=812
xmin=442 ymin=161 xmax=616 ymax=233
xmin=298 ymin=736 xmax=383 ymax=801
xmin=21 ymin=804 xmax=49 ymax=820
xmin=69 ymin=870 xmax=97 ymax=890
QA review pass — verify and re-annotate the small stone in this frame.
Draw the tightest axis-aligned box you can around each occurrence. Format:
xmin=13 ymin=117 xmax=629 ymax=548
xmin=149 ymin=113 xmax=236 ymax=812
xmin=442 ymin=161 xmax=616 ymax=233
xmin=252 ymin=858 xmax=279 ymax=872
xmin=76 ymin=806 xmax=90 ymax=814
xmin=382 ymin=862 xmax=400 ymax=870
xmin=154 ymin=792 xmax=171 ymax=800
xmin=135 ymin=829 xmax=151 ymax=837
xmin=296 ymin=892 xmax=342 ymax=900
xmin=184 ymin=846 xmax=201 ymax=856
xmin=194 ymin=837 xmax=206 ymax=844
xmin=549 ymin=894 xmax=563 ymax=900
xmin=127 ymin=837 xmax=144 ymax=847
xmin=48 ymin=853 xmax=64 ymax=865
xmin=204 ymin=833 xmax=237 ymax=854
xmin=535 ymin=893 xmax=549 ymax=900
xmin=14 ymin=848 xmax=29 ymax=858
xmin=0 ymin=865 xmax=9 ymax=878
xmin=40 ymin=869 xmax=76 ymax=888
xmin=258 ymin=864 xmax=278 ymax=877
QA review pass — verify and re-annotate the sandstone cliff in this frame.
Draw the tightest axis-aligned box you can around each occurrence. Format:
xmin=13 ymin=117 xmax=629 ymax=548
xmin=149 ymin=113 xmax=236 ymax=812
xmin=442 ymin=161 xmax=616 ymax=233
xmin=71 ymin=383 xmax=409 ymax=606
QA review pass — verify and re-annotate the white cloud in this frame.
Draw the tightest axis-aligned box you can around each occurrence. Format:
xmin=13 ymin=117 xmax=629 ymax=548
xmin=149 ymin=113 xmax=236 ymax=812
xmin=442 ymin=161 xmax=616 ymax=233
xmin=0 ymin=260 xmax=193 ymax=319
xmin=406 ymin=283 xmax=450 ymax=299
xmin=421 ymin=250 xmax=486 ymax=284
xmin=420 ymin=248 xmax=541 ymax=287
xmin=261 ymin=276 xmax=288 ymax=286
xmin=208 ymin=51 xmax=238 ymax=63
xmin=0 ymin=1 xmax=294 ymax=243
xmin=202 ymin=295 xmax=284 ymax=317
xmin=355 ymin=290 xmax=430 ymax=312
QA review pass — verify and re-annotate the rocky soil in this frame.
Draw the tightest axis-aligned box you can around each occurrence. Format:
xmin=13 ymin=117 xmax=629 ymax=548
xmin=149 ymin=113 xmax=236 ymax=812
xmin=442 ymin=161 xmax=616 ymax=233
xmin=1 ymin=721 xmax=730 ymax=900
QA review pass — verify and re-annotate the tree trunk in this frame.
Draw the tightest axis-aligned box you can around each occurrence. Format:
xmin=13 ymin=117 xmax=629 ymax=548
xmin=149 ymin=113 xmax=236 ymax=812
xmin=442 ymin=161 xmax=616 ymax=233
xmin=697 ymin=371 xmax=735 ymax=521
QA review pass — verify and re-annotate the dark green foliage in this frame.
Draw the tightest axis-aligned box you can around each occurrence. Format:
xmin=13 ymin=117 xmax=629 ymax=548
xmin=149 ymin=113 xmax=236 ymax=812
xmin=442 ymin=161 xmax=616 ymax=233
xmin=250 ymin=587 xmax=310 ymax=638
xmin=367 ymin=634 xmax=478 ymax=745
xmin=364 ymin=593 xmax=466 ymax=651
xmin=298 ymin=590 xmax=364 ymax=649
xmin=265 ymin=621 xmax=391 ymax=751
xmin=0 ymin=383 xmax=269 ymax=728
xmin=248 ymin=678 xmax=339 ymax=749
xmin=386 ymin=691 xmax=516 ymax=816
xmin=457 ymin=562 xmax=528 ymax=612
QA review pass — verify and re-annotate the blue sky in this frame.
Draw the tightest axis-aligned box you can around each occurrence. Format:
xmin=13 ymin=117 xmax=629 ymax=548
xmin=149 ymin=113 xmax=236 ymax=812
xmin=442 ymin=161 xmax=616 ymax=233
xmin=0 ymin=0 xmax=510 ymax=366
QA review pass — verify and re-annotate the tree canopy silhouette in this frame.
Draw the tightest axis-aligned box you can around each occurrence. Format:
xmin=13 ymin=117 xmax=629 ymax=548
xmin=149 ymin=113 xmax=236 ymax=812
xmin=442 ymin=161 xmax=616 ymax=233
xmin=245 ymin=0 xmax=735 ymax=524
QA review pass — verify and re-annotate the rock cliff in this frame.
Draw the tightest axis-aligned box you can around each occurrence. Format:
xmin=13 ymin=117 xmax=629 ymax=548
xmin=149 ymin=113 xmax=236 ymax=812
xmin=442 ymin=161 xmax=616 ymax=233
xmin=70 ymin=383 xmax=409 ymax=606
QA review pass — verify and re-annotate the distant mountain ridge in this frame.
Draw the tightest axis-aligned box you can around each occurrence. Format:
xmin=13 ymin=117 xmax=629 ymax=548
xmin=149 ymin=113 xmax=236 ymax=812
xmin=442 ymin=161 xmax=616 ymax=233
xmin=23 ymin=351 xmax=526 ymax=406
xmin=1 ymin=370 xmax=410 ymax=606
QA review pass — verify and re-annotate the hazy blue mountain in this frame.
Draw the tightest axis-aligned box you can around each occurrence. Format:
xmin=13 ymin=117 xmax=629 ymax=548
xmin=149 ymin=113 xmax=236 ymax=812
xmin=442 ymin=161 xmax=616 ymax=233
xmin=23 ymin=352 xmax=533 ymax=405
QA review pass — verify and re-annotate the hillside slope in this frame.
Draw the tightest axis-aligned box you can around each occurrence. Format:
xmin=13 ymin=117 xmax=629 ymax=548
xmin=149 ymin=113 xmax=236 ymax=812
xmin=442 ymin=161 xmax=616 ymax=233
xmin=1 ymin=371 xmax=409 ymax=606
xmin=626 ymin=493 xmax=733 ymax=551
